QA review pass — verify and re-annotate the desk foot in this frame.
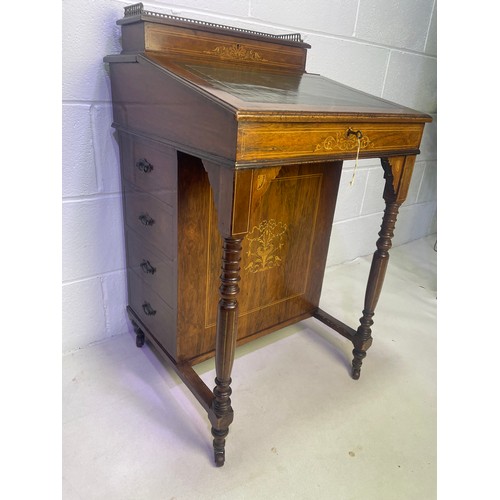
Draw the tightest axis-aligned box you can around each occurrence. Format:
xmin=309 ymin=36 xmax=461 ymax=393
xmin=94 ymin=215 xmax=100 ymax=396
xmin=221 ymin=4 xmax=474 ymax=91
xmin=209 ymin=377 xmax=234 ymax=467
xmin=211 ymin=424 xmax=229 ymax=467
xmin=132 ymin=321 xmax=145 ymax=348
xmin=351 ymin=310 xmax=374 ymax=379
xmin=351 ymin=349 xmax=366 ymax=380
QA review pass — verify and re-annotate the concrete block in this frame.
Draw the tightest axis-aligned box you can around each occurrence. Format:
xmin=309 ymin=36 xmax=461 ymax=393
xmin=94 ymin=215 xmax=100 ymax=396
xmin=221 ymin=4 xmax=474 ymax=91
xmin=425 ymin=3 xmax=437 ymax=56
xmin=62 ymin=197 xmax=126 ymax=282
xmin=62 ymin=0 xmax=122 ymax=101
xmin=328 ymin=200 xmax=436 ymax=267
xmin=334 ymin=166 xmax=369 ymax=222
xmin=383 ymin=51 xmax=437 ymax=114
xmin=91 ymin=104 xmax=121 ymax=194
xmin=416 ymin=161 xmax=437 ymax=204
xmin=361 ymin=166 xmax=388 ymax=215
xmin=250 ymin=0 xmax=358 ymax=37
xmin=168 ymin=0 xmax=249 ymax=17
xmin=392 ymin=202 xmax=437 ymax=247
xmin=173 ymin=9 xmax=303 ymax=37
xmin=419 ymin=115 xmax=437 ymax=161
xmin=62 ymin=278 xmax=107 ymax=353
xmin=327 ymin=213 xmax=382 ymax=266
xmin=62 ymin=104 xmax=97 ymax=198
xmin=355 ymin=0 xmax=435 ymax=52
xmin=101 ymin=270 xmax=130 ymax=338
xmin=306 ymin=35 xmax=390 ymax=96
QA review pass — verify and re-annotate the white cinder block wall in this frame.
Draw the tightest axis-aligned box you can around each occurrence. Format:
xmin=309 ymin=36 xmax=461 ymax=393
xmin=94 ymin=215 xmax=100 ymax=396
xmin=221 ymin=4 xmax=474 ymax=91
xmin=62 ymin=0 xmax=437 ymax=353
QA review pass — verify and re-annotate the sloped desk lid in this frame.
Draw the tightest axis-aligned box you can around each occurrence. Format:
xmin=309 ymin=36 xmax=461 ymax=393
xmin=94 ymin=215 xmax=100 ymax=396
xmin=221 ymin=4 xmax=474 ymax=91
xmin=142 ymin=53 xmax=431 ymax=122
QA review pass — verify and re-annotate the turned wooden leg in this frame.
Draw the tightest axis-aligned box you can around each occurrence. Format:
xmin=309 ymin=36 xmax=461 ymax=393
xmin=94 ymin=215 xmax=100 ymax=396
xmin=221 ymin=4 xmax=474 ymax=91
xmin=352 ymin=156 xmax=411 ymax=380
xmin=352 ymin=201 xmax=400 ymax=379
xmin=208 ymin=237 xmax=242 ymax=467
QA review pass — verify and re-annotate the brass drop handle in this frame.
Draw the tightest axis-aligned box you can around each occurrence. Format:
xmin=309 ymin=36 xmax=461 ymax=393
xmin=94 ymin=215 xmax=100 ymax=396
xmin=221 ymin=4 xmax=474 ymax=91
xmin=142 ymin=302 xmax=156 ymax=316
xmin=138 ymin=214 xmax=155 ymax=226
xmin=140 ymin=259 xmax=156 ymax=275
xmin=136 ymin=158 xmax=153 ymax=173
xmin=347 ymin=128 xmax=363 ymax=140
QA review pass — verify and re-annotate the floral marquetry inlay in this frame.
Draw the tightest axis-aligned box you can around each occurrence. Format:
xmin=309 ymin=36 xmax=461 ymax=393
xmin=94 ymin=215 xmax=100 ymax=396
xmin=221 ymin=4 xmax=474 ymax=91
xmin=204 ymin=43 xmax=267 ymax=62
xmin=314 ymin=132 xmax=373 ymax=153
xmin=244 ymin=219 xmax=287 ymax=273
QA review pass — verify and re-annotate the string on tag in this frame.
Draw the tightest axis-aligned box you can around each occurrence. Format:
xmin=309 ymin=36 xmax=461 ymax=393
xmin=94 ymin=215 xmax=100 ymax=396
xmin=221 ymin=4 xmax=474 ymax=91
xmin=349 ymin=135 xmax=362 ymax=187
xmin=346 ymin=128 xmax=364 ymax=186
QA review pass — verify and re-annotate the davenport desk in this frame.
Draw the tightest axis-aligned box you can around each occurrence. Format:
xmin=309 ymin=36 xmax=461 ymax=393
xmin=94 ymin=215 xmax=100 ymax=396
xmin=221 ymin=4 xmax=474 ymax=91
xmin=104 ymin=3 xmax=432 ymax=466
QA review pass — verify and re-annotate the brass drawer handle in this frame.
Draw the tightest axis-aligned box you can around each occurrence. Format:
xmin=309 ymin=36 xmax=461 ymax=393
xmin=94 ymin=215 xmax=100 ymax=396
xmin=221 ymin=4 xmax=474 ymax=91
xmin=140 ymin=259 xmax=156 ymax=275
xmin=138 ymin=214 xmax=155 ymax=226
xmin=136 ymin=158 xmax=153 ymax=173
xmin=142 ymin=302 xmax=156 ymax=316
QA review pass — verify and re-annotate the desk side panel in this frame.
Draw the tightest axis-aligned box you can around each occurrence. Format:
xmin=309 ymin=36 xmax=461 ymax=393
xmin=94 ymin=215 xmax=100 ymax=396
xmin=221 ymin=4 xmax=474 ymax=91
xmin=109 ymin=59 xmax=238 ymax=162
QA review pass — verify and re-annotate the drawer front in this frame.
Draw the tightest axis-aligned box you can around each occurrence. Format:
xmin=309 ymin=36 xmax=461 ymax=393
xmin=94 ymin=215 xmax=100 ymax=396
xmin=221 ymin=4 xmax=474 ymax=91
xmin=237 ymin=122 xmax=425 ymax=162
xmin=128 ymin=269 xmax=176 ymax=356
xmin=120 ymin=133 xmax=177 ymax=206
xmin=123 ymin=184 xmax=176 ymax=259
xmin=125 ymin=228 xmax=176 ymax=306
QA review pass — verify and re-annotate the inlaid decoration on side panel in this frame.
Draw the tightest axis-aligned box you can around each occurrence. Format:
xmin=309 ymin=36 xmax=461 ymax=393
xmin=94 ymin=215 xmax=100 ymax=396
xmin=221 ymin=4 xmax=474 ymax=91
xmin=244 ymin=219 xmax=288 ymax=273
xmin=205 ymin=169 xmax=323 ymax=330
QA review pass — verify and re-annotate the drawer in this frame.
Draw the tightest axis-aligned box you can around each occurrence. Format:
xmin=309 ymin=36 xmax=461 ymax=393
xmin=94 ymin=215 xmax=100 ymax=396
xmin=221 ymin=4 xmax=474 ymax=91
xmin=125 ymin=228 xmax=176 ymax=306
xmin=123 ymin=183 xmax=176 ymax=259
xmin=128 ymin=269 xmax=176 ymax=356
xmin=237 ymin=121 xmax=426 ymax=162
xmin=120 ymin=133 xmax=177 ymax=206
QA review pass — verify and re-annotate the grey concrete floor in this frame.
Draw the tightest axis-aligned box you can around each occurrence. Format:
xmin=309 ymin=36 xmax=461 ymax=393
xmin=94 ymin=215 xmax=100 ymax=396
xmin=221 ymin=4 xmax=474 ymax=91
xmin=62 ymin=235 xmax=437 ymax=500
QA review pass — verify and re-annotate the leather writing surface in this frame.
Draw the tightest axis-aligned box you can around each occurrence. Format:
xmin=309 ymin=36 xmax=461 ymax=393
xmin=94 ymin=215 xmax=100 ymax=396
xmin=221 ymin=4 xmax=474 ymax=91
xmin=180 ymin=63 xmax=419 ymax=115
xmin=184 ymin=64 xmax=398 ymax=108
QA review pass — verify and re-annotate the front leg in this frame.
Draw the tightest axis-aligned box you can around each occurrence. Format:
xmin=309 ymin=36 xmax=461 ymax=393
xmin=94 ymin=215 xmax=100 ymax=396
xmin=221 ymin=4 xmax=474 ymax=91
xmin=352 ymin=200 xmax=400 ymax=379
xmin=352 ymin=156 xmax=415 ymax=379
xmin=208 ymin=237 xmax=243 ymax=466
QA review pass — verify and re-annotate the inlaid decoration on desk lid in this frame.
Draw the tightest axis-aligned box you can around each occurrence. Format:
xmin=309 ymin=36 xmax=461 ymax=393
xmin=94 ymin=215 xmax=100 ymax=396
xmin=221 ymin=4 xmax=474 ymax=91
xmin=244 ymin=219 xmax=288 ymax=273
